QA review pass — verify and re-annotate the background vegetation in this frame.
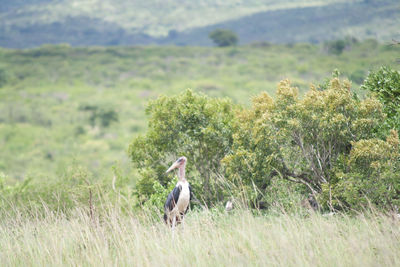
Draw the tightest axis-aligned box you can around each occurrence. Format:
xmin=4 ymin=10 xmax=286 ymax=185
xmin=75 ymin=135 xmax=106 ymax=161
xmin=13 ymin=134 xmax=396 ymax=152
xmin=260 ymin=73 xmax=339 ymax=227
xmin=1 ymin=41 xmax=398 ymax=183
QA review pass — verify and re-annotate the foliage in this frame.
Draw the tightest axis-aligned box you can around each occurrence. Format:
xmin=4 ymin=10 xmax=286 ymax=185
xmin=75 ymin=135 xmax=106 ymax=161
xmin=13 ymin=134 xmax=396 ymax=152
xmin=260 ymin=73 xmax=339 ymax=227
xmin=209 ymin=29 xmax=239 ymax=47
xmin=323 ymin=130 xmax=400 ymax=211
xmin=129 ymin=89 xmax=236 ymax=206
xmin=361 ymin=66 xmax=400 ymax=131
xmin=224 ymin=76 xmax=387 ymax=210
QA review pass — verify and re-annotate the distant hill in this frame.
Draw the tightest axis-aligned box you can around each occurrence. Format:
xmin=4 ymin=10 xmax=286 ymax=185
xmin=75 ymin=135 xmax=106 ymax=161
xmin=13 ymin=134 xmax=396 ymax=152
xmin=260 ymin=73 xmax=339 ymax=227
xmin=164 ymin=0 xmax=400 ymax=46
xmin=0 ymin=0 xmax=398 ymax=48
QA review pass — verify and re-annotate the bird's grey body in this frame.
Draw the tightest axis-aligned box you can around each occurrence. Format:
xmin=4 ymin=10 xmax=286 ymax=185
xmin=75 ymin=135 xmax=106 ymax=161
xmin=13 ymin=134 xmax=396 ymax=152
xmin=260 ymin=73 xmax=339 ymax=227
xmin=164 ymin=156 xmax=193 ymax=229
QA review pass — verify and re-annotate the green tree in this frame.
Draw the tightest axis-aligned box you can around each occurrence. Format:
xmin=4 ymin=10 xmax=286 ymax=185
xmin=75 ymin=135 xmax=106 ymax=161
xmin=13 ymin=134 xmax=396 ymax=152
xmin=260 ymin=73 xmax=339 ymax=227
xmin=129 ymin=89 xmax=236 ymax=206
xmin=209 ymin=29 xmax=238 ymax=47
xmin=223 ymin=77 xmax=386 ymax=210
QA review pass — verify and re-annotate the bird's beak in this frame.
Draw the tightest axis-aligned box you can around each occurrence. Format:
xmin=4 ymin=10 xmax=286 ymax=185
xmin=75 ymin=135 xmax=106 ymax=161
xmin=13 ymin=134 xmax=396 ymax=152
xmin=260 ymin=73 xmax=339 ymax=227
xmin=166 ymin=161 xmax=180 ymax=173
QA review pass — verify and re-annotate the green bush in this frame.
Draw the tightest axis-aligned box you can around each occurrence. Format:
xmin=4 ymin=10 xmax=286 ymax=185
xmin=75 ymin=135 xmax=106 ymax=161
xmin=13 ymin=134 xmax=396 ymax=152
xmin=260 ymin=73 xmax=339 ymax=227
xmin=323 ymin=130 xmax=400 ymax=211
xmin=129 ymin=89 xmax=236 ymax=206
xmin=223 ymin=77 xmax=387 ymax=210
xmin=361 ymin=66 xmax=400 ymax=131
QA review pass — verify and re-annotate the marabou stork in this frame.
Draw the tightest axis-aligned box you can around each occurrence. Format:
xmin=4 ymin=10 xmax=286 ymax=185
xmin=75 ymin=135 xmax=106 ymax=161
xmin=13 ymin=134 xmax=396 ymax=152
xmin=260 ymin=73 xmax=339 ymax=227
xmin=164 ymin=156 xmax=193 ymax=229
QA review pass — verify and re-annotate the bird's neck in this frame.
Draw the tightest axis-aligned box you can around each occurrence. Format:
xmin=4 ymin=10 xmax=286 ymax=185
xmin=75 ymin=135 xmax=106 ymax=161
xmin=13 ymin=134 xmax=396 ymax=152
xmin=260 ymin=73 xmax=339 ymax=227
xmin=178 ymin=166 xmax=186 ymax=182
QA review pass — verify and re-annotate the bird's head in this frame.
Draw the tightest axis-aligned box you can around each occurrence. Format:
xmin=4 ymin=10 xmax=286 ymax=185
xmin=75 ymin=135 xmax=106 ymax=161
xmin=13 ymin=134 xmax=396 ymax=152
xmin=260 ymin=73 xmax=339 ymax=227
xmin=166 ymin=156 xmax=187 ymax=173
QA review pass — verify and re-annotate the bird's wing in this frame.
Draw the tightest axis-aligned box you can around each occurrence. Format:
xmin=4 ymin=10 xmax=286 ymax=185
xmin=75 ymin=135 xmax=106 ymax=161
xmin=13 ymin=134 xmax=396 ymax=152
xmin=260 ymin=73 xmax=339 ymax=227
xmin=165 ymin=185 xmax=182 ymax=211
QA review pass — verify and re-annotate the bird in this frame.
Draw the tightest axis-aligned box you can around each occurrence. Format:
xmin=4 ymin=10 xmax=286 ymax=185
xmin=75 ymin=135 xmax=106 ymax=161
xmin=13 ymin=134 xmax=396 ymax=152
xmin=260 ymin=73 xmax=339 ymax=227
xmin=163 ymin=156 xmax=193 ymax=229
xmin=225 ymin=200 xmax=233 ymax=212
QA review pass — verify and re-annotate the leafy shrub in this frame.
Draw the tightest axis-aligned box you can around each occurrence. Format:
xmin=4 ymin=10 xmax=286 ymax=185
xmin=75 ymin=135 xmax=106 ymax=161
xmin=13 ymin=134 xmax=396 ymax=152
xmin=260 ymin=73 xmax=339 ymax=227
xmin=323 ymin=130 xmax=400 ymax=211
xmin=361 ymin=66 xmax=400 ymax=131
xmin=129 ymin=89 xmax=236 ymax=206
xmin=209 ymin=29 xmax=238 ymax=47
xmin=223 ymin=77 xmax=385 ymax=210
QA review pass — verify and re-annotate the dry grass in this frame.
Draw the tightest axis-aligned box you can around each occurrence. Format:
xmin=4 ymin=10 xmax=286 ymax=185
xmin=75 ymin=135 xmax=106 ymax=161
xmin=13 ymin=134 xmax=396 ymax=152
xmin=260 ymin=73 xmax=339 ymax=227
xmin=0 ymin=206 xmax=399 ymax=266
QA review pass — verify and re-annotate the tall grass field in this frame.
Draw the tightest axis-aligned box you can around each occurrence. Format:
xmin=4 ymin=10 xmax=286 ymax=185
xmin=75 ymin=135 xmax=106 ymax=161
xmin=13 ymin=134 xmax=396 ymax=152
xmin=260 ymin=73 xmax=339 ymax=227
xmin=0 ymin=205 xmax=399 ymax=266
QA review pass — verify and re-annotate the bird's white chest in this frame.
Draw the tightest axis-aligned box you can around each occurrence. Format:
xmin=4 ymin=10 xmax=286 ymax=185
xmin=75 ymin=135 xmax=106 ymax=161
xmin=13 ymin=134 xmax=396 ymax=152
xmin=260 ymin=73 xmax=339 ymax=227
xmin=176 ymin=181 xmax=190 ymax=212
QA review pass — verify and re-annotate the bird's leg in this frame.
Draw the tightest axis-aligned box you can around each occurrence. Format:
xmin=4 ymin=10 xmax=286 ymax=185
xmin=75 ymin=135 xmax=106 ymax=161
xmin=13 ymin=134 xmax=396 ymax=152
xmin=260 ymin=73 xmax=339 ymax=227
xmin=168 ymin=216 xmax=172 ymax=227
xmin=172 ymin=215 xmax=177 ymax=232
xmin=180 ymin=212 xmax=185 ymax=230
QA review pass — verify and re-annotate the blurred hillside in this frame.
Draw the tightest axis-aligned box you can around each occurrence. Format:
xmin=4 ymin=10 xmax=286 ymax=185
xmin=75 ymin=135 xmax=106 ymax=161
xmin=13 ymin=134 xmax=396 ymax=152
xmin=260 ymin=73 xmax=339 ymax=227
xmin=0 ymin=41 xmax=399 ymax=180
xmin=166 ymin=0 xmax=400 ymax=46
xmin=0 ymin=0 xmax=398 ymax=48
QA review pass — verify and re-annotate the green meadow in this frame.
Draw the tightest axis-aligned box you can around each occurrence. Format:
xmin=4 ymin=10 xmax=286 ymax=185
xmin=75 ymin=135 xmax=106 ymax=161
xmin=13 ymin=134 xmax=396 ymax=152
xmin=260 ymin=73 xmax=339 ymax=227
xmin=0 ymin=40 xmax=399 ymax=181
